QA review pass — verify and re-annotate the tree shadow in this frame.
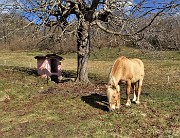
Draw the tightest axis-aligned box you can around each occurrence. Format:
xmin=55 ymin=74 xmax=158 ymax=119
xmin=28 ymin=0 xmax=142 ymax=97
xmin=62 ymin=70 xmax=77 ymax=78
xmin=81 ymin=93 xmax=109 ymax=111
xmin=1 ymin=65 xmax=38 ymax=76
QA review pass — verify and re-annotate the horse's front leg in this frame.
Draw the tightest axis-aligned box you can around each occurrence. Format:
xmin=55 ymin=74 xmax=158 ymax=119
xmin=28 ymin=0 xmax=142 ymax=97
xmin=125 ymin=80 xmax=131 ymax=106
xmin=135 ymin=80 xmax=143 ymax=104
xmin=116 ymin=90 xmax=121 ymax=109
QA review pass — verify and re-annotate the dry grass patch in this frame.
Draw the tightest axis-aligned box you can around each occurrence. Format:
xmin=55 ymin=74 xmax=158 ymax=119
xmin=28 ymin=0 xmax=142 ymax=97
xmin=0 ymin=48 xmax=179 ymax=137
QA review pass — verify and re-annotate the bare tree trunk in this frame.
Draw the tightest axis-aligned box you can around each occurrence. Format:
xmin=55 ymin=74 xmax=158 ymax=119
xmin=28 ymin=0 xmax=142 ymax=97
xmin=76 ymin=21 xmax=90 ymax=83
xmin=3 ymin=27 xmax=7 ymax=45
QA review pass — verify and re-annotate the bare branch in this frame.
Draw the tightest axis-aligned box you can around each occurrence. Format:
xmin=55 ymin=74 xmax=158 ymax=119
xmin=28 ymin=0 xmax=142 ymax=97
xmin=0 ymin=19 xmax=36 ymax=40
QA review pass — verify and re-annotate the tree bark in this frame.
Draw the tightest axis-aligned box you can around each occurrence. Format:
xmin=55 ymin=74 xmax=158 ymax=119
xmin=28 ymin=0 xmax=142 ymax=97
xmin=76 ymin=20 xmax=90 ymax=83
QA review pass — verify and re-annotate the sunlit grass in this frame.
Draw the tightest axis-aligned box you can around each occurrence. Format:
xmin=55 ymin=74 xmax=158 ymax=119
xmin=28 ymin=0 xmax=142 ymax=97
xmin=0 ymin=48 xmax=179 ymax=137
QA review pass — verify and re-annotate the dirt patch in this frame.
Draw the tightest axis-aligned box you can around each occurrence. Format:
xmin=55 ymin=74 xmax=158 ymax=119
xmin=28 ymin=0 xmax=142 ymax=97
xmin=35 ymin=82 xmax=109 ymax=112
xmin=38 ymin=82 xmax=107 ymax=97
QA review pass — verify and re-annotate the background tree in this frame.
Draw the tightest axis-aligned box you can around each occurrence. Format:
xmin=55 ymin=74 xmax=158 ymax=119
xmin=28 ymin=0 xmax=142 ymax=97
xmin=0 ymin=0 xmax=179 ymax=83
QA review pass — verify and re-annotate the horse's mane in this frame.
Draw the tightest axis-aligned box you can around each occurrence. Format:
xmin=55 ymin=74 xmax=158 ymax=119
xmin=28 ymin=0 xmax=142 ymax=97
xmin=108 ymin=56 xmax=126 ymax=85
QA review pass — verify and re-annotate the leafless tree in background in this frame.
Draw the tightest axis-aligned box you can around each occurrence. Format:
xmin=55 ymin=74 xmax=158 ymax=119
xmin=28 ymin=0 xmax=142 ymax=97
xmin=144 ymin=15 xmax=180 ymax=50
xmin=0 ymin=0 xmax=37 ymax=50
xmin=0 ymin=0 xmax=179 ymax=83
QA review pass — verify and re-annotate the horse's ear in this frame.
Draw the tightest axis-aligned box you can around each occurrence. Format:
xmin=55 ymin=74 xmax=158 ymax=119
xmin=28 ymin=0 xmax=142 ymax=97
xmin=105 ymin=84 xmax=112 ymax=88
xmin=111 ymin=85 xmax=116 ymax=90
xmin=105 ymin=84 xmax=116 ymax=90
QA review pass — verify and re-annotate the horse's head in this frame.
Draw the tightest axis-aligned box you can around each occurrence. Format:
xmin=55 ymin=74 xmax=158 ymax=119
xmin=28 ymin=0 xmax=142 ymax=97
xmin=106 ymin=84 xmax=120 ymax=111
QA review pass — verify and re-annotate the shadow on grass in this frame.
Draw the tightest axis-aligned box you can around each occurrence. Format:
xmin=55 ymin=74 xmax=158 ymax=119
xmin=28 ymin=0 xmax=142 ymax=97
xmin=62 ymin=70 xmax=77 ymax=78
xmin=81 ymin=93 xmax=109 ymax=111
xmin=0 ymin=66 xmax=75 ymax=83
xmin=62 ymin=70 xmax=106 ymax=84
xmin=1 ymin=65 xmax=38 ymax=76
xmin=1 ymin=65 xmax=106 ymax=84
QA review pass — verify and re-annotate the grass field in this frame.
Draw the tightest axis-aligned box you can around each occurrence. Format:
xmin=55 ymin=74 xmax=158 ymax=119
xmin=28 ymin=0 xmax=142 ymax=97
xmin=0 ymin=47 xmax=179 ymax=138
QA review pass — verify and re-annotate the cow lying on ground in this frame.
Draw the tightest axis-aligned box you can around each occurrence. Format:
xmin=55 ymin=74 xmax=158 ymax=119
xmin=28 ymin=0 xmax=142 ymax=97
xmin=106 ymin=56 xmax=145 ymax=111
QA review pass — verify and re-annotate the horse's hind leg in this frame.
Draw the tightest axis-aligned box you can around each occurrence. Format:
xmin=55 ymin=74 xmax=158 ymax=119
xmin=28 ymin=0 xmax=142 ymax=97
xmin=132 ymin=83 xmax=137 ymax=102
xmin=125 ymin=80 xmax=131 ymax=106
xmin=136 ymin=80 xmax=143 ymax=104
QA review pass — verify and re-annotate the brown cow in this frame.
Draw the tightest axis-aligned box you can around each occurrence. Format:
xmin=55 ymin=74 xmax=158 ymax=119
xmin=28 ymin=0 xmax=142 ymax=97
xmin=106 ymin=56 xmax=145 ymax=111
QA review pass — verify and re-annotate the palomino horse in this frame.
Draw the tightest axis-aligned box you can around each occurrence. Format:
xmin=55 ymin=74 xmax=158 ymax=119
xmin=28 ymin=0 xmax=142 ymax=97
xmin=106 ymin=56 xmax=144 ymax=111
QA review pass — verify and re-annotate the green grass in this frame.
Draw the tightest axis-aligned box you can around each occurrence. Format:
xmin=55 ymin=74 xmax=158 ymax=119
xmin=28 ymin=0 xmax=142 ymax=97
xmin=0 ymin=48 xmax=179 ymax=137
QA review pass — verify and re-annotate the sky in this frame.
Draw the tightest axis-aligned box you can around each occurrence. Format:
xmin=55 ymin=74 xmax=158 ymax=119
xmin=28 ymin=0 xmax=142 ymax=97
xmin=0 ymin=0 xmax=179 ymax=23
xmin=0 ymin=0 xmax=18 ymax=14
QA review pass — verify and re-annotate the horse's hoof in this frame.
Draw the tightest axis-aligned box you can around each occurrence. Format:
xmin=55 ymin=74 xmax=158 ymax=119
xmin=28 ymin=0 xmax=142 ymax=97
xmin=135 ymin=101 xmax=140 ymax=104
xmin=125 ymin=102 xmax=131 ymax=106
xmin=132 ymin=99 xmax=136 ymax=102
